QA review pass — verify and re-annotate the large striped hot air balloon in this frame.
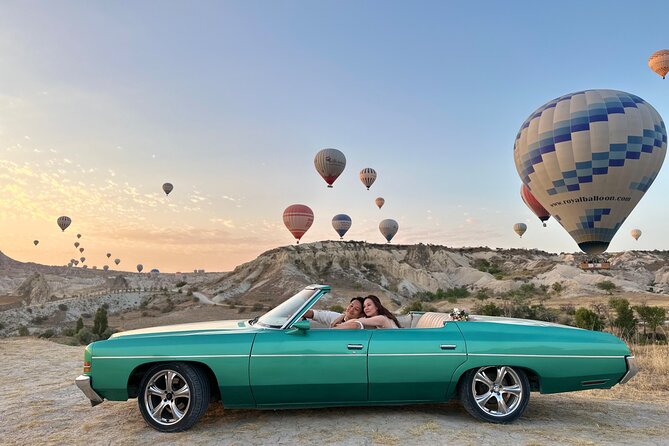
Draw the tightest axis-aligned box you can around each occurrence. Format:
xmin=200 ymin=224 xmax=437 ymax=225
xmin=283 ymin=204 xmax=314 ymax=243
xmin=520 ymin=184 xmax=550 ymax=227
xmin=331 ymin=214 xmax=352 ymax=240
xmin=57 ymin=216 xmax=71 ymax=232
xmin=513 ymin=223 xmax=527 ymax=238
xmin=379 ymin=219 xmax=398 ymax=243
xmin=514 ymin=90 xmax=666 ymax=256
xmin=648 ymin=50 xmax=669 ymax=79
xmin=314 ymin=148 xmax=346 ymax=188
xmin=359 ymin=168 xmax=377 ymax=190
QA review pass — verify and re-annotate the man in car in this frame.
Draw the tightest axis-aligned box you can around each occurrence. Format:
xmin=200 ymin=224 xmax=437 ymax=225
xmin=302 ymin=297 xmax=365 ymax=328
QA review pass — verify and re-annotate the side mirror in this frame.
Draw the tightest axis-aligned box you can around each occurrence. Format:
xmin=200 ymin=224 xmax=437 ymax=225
xmin=287 ymin=319 xmax=311 ymax=335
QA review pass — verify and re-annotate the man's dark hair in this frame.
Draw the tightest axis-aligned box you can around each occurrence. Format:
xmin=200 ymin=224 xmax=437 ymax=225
xmin=351 ymin=297 xmax=365 ymax=307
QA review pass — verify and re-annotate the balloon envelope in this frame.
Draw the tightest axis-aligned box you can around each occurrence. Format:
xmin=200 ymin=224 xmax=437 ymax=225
xmin=162 ymin=182 xmax=174 ymax=196
xmin=331 ymin=214 xmax=352 ymax=239
xmin=57 ymin=216 xmax=71 ymax=232
xmin=513 ymin=223 xmax=527 ymax=238
xmin=630 ymin=229 xmax=642 ymax=241
xmin=314 ymin=148 xmax=346 ymax=188
xmin=283 ymin=204 xmax=314 ymax=243
xmin=375 ymin=197 xmax=385 ymax=209
xmin=74 ymin=242 xmax=80 ymax=248
xmin=80 ymin=256 xmax=86 ymax=263
xmin=648 ymin=50 xmax=669 ymax=79
xmin=359 ymin=168 xmax=377 ymax=190
xmin=379 ymin=219 xmax=399 ymax=243
xmin=106 ymin=253 xmax=111 ymax=258
xmin=33 ymin=240 xmax=39 ymax=246
xmin=77 ymin=233 xmax=81 ymax=239
xmin=137 ymin=264 xmax=143 ymax=273
xmin=520 ymin=184 xmax=550 ymax=226
xmin=103 ymin=265 xmax=109 ymax=271
xmin=514 ymin=89 xmax=667 ymax=255
xmin=79 ymin=247 xmax=84 ymax=253
xmin=114 ymin=258 xmax=120 ymax=265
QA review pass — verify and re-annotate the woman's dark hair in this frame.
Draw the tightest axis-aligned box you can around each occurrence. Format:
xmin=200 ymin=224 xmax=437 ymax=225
xmin=364 ymin=295 xmax=401 ymax=328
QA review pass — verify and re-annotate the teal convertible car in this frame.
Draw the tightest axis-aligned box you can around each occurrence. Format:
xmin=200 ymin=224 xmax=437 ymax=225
xmin=75 ymin=285 xmax=637 ymax=432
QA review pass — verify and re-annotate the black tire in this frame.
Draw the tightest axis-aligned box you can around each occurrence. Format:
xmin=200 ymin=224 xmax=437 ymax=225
xmin=458 ymin=365 xmax=530 ymax=423
xmin=137 ymin=362 xmax=210 ymax=432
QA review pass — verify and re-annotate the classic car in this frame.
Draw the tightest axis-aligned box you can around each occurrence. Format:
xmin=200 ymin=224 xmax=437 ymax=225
xmin=75 ymin=284 xmax=638 ymax=432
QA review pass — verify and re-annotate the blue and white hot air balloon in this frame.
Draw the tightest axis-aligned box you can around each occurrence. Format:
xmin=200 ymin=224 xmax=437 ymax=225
xmin=514 ymin=89 xmax=667 ymax=256
xmin=379 ymin=219 xmax=399 ymax=243
xmin=331 ymin=214 xmax=352 ymax=240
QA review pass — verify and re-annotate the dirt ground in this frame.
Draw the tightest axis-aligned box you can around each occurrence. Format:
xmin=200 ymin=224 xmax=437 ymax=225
xmin=1 ymin=338 xmax=668 ymax=446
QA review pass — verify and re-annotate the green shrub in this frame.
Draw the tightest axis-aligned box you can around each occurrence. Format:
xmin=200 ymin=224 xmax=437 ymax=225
xmin=31 ymin=315 xmax=48 ymax=325
xmin=552 ymin=282 xmax=564 ymax=295
xmin=102 ymin=303 xmax=109 ymax=310
xmin=473 ymin=302 xmax=502 ymax=316
xmin=475 ymin=289 xmax=490 ymax=300
xmin=574 ymin=308 xmax=604 ymax=331
xmin=58 ymin=303 xmax=68 ymax=311
xmin=633 ymin=304 xmax=666 ymax=341
xmin=39 ymin=329 xmax=55 ymax=339
xmin=596 ymin=280 xmax=617 ymax=294
xmin=75 ymin=317 xmax=84 ymax=332
xmin=609 ymin=298 xmax=636 ymax=340
xmin=62 ymin=328 xmax=75 ymax=337
xmin=329 ymin=304 xmax=345 ymax=313
xmin=76 ymin=327 xmax=96 ymax=345
xmin=402 ymin=301 xmax=436 ymax=314
xmin=560 ymin=304 xmax=576 ymax=315
xmin=100 ymin=327 xmax=116 ymax=340
xmin=0 ymin=322 xmax=4 ymax=330
xmin=18 ymin=326 xmax=29 ymax=336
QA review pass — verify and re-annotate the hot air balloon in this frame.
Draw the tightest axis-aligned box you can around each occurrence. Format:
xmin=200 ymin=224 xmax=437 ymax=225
xmin=375 ymin=197 xmax=385 ymax=209
xmin=33 ymin=240 xmax=39 ymax=246
xmin=57 ymin=216 xmax=71 ymax=232
xmin=630 ymin=229 xmax=642 ymax=241
xmin=106 ymin=252 xmax=111 ymax=258
xmin=162 ymin=182 xmax=174 ymax=196
xmin=103 ymin=265 xmax=109 ymax=271
xmin=80 ymin=256 xmax=86 ymax=263
xmin=74 ymin=242 xmax=80 ymax=248
xmin=137 ymin=264 xmax=143 ymax=273
xmin=359 ymin=168 xmax=377 ymax=190
xmin=77 ymin=233 xmax=81 ymax=239
xmin=331 ymin=214 xmax=352 ymax=240
xmin=79 ymin=247 xmax=84 ymax=253
xmin=82 ymin=265 xmax=88 ymax=269
xmin=379 ymin=219 xmax=398 ymax=243
xmin=283 ymin=204 xmax=314 ymax=243
xmin=114 ymin=258 xmax=121 ymax=265
xmin=314 ymin=148 xmax=346 ymax=188
xmin=648 ymin=50 xmax=669 ymax=79
xmin=514 ymin=90 xmax=667 ymax=256
xmin=513 ymin=223 xmax=527 ymax=238
xmin=520 ymin=184 xmax=550 ymax=227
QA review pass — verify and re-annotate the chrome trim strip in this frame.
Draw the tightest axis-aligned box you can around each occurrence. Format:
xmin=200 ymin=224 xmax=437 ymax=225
xmin=94 ymin=354 xmax=248 ymax=359
xmin=75 ymin=375 xmax=104 ymax=407
xmin=253 ymin=353 xmax=466 ymax=357
xmin=620 ymin=356 xmax=638 ymax=384
xmin=370 ymin=353 xmax=467 ymax=357
xmin=253 ymin=354 xmax=363 ymax=357
xmin=468 ymin=354 xmax=624 ymax=359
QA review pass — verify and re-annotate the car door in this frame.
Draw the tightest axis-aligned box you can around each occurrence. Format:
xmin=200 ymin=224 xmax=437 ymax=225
xmin=367 ymin=323 xmax=467 ymax=403
xmin=249 ymin=328 xmax=372 ymax=407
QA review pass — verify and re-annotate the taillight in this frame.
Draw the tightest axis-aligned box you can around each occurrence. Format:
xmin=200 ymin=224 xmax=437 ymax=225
xmin=83 ymin=361 xmax=91 ymax=373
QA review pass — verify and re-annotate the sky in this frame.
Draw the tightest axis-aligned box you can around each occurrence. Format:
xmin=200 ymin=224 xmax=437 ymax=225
xmin=1 ymin=1 xmax=669 ymax=273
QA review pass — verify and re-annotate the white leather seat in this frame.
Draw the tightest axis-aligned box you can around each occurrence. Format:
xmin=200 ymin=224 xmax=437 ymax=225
xmin=415 ymin=312 xmax=451 ymax=328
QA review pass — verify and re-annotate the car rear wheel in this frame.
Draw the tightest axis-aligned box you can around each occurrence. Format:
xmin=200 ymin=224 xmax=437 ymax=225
xmin=138 ymin=363 xmax=210 ymax=432
xmin=458 ymin=366 xmax=530 ymax=423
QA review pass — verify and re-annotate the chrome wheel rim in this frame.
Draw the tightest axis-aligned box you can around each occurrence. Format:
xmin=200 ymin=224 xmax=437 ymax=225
xmin=471 ymin=366 xmax=523 ymax=417
xmin=143 ymin=369 xmax=191 ymax=426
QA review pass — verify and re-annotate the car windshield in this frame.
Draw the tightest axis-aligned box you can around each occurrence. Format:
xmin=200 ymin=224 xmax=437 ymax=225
xmin=256 ymin=288 xmax=320 ymax=328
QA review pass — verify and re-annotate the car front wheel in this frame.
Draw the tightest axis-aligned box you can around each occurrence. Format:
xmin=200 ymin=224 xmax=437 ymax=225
xmin=138 ymin=363 xmax=210 ymax=432
xmin=458 ymin=365 xmax=530 ymax=423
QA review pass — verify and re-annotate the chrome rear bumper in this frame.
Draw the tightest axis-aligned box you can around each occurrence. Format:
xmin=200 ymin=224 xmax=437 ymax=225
xmin=75 ymin=375 xmax=104 ymax=406
xmin=619 ymin=356 xmax=638 ymax=384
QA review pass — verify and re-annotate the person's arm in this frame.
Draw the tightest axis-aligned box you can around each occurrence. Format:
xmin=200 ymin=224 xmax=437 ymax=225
xmin=334 ymin=319 xmax=364 ymax=329
xmin=302 ymin=309 xmax=315 ymax=319
xmin=311 ymin=310 xmax=340 ymax=326
xmin=358 ymin=315 xmax=391 ymax=328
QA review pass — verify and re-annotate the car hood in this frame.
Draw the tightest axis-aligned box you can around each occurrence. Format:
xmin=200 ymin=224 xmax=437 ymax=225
xmin=468 ymin=315 xmax=580 ymax=329
xmin=110 ymin=319 xmax=250 ymax=338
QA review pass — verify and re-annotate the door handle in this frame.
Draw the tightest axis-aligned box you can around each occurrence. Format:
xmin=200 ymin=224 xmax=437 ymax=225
xmin=347 ymin=344 xmax=364 ymax=350
xmin=440 ymin=344 xmax=457 ymax=350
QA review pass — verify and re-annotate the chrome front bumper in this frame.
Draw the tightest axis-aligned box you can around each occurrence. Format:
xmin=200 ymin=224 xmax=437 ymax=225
xmin=619 ymin=356 xmax=638 ymax=385
xmin=75 ymin=375 xmax=104 ymax=406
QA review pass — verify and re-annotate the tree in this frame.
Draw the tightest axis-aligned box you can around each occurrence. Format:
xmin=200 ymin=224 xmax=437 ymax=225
xmin=596 ymin=280 xmax=617 ymax=295
xmin=551 ymin=282 xmax=565 ymax=295
xmin=574 ymin=308 xmax=604 ymax=331
xmin=75 ymin=317 xmax=84 ymax=333
xmin=609 ymin=298 xmax=636 ymax=340
xmin=634 ymin=305 xmax=666 ymax=341
xmin=93 ymin=307 xmax=108 ymax=337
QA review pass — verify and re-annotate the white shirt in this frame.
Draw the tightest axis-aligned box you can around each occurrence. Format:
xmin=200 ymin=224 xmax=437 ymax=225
xmin=311 ymin=310 xmax=342 ymax=327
